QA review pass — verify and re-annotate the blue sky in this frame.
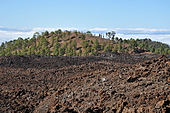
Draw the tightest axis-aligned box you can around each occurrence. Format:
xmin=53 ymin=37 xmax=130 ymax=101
xmin=0 ymin=0 xmax=170 ymax=45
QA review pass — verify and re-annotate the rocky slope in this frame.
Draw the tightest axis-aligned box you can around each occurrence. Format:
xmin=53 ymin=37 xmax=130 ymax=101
xmin=0 ymin=53 xmax=169 ymax=113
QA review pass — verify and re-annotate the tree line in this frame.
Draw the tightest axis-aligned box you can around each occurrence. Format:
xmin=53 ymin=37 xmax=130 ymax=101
xmin=0 ymin=29 xmax=170 ymax=56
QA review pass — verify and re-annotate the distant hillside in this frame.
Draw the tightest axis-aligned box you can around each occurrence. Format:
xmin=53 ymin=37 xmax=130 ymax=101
xmin=0 ymin=29 xmax=170 ymax=56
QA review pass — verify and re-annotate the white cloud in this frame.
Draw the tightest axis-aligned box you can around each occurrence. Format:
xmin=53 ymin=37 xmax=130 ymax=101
xmin=115 ymin=33 xmax=170 ymax=45
xmin=114 ymin=28 xmax=170 ymax=35
xmin=32 ymin=27 xmax=78 ymax=32
xmin=89 ymin=28 xmax=112 ymax=31
xmin=0 ymin=27 xmax=79 ymax=44
xmin=0 ymin=30 xmax=34 ymax=43
xmin=60 ymin=28 xmax=78 ymax=31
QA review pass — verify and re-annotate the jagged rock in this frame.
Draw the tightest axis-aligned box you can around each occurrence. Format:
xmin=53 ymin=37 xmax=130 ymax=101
xmin=127 ymin=77 xmax=137 ymax=82
xmin=0 ymin=54 xmax=170 ymax=112
xmin=155 ymin=100 xmax=165 ymax=109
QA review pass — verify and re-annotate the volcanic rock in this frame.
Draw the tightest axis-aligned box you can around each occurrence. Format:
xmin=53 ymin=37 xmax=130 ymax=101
xmin=0 ymin=54 xmax=170 ymax=113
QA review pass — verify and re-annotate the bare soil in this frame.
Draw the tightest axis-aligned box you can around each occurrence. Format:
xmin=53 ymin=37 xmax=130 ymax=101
xmin=0 ymin=53 xmax=170 ymax=113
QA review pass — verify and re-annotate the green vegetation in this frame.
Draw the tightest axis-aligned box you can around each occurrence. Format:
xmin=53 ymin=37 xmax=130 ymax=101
xmin=0 ymin=29 xmax=170 ymax=56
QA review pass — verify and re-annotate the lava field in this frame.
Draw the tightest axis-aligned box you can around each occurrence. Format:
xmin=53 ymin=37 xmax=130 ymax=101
xmin=0 ymin=53 xmax=170 ymax=113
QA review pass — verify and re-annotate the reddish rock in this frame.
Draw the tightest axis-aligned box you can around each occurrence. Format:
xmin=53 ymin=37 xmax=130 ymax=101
xmin=155 ymin=100 xmax=165 ymax=109
xmin=0 ymin=54 xmax=170 ymax=112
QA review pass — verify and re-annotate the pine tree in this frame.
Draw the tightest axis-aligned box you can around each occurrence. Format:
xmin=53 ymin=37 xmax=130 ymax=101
xmin=101 ymin=42 xmax=106 ymax=50
xmin=93 ymin=39 xmax=100 ymax=51
xmin=77 ymin=49 xmax=82 ymax=56
xmin=59 ymin=48 xmax=65 ymax=56
xmin=72 ymin=40 xmax=77 ymax=50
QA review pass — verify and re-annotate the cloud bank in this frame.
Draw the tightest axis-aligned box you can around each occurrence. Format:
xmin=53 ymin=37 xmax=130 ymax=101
xmin=90 ymin=28 xmax=170 ymax=45
xmin=0 ymin=26 xmax=170 ymax=45
xmin=115 ymin=28 xmax=170 ymax=35
xmin=113 ymin=28 xmax=170 ymax=45
xmin=0 ymin=26 xmax=78 ymax=44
